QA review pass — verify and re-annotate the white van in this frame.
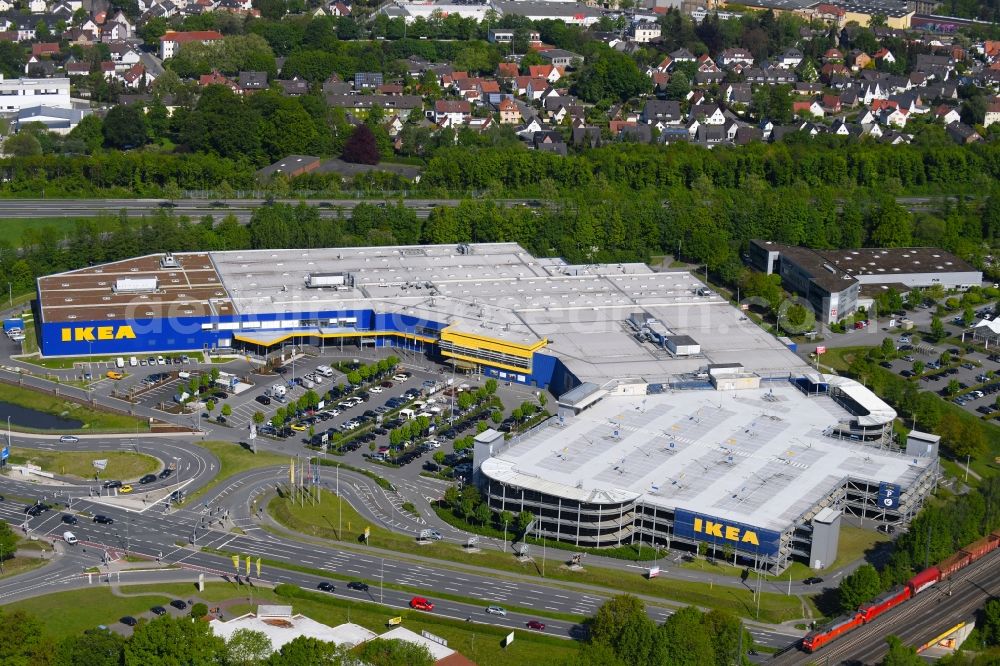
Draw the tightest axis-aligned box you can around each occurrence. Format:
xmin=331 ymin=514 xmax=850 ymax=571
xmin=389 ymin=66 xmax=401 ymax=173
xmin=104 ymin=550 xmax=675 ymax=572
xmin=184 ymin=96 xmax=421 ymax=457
xmin=315 ymin=365 xmax=334 ymax=377
xmin=270 ymin=384 xmax=287 ymax=398
xmin=128 ymin=356 xmax=138 ymax=367
xmin=115 ymin=357 xmax=125 ymax=368
xmin=63 ymin=531 xmax=78 ymax=545
xmin=301 ymin=378 xmax=315 ymax=390
xmin=399 ymin=408 xmax=415 ymax=420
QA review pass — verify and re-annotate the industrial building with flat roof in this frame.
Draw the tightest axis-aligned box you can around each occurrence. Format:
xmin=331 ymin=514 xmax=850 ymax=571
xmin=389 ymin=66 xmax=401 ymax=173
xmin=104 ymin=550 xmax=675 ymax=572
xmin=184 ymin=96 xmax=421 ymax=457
xmin=476 ymin=372 xmax=938 ymax=571
xmin=34 ymin=242 xmax=940 ymax=567
xmin=749 ymin=240 xmax=982 ymax=324
xmin=36 ymin=243 xmax=800 ymax=392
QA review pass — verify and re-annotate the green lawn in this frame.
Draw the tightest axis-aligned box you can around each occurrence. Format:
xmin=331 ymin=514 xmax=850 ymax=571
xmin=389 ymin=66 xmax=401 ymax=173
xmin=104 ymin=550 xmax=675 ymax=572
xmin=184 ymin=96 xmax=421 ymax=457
xmin=0 ymin=382 xmax=146 ymax=433
xmin=0 ymin=553 xmax=48 ymax=580
xmin=181 ymin=441 xmax=289 ymax=505
xmin=268 ymin=491 xmax=807 ymax=623
xmin=0 ymin=217 xmax=105 ymax=248
xmin=9 ymin=583 xmax=579 ymax=666
xmin=19 ymin=355 xmax=124 ymax=370
xmin=7 ymin=448 xmax=159 ymax=481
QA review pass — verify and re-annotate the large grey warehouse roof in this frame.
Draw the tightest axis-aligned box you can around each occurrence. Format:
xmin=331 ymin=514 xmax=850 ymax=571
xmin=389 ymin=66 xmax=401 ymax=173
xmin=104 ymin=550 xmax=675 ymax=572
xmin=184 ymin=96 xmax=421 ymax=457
xmin=480 ymin=378 xmax=924 ymax=532
xmin=207 ymin=243 xmax=805 ymax=385
xmin=40 ymin=243 xmax=806 ymax=385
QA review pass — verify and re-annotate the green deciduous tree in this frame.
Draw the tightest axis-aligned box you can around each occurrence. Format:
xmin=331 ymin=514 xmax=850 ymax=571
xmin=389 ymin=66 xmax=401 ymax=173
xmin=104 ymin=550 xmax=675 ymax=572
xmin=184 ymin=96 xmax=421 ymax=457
xmin=102 ymin=104 xmax=149 ymax=149
xmin=659 ymin=606 xmax=716 ymax=666
xmin=124 ymin=615 xmax=226 ymax=665
xmin=572 ymin=49 xmax=649 ymax=103
xmin=355 ymin=638 xmax=434 ymax=666
xmin=226 ymin=628 xmax=273 ymax=665
xmin=838 ymin=563 xmax=882 ymax=613
xmin=264 ymin=636 xmax=344 ymax=665
xmin=0 ymin=608 xmax=55 ymax=666
xmin=881 ymin=635 xmax=923 ymax=666
xmin=56 ymin=628 xmax=125 ymax=666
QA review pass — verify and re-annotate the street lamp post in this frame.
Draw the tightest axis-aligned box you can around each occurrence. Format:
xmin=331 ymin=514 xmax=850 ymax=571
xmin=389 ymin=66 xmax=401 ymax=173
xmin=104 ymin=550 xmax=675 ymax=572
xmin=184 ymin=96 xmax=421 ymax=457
xmin=380 ymin=558 xmax=384 ymax=604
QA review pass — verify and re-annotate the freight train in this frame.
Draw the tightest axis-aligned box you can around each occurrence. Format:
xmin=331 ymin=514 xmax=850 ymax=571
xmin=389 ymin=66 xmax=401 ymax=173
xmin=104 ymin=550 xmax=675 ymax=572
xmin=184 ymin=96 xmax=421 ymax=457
xmin=802 ymin=529 xmax=1000 ymax=652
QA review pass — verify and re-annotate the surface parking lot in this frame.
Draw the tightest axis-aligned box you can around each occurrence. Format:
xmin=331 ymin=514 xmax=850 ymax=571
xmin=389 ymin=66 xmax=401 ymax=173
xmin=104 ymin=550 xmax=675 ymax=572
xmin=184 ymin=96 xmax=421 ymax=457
xmin=115 ymin=351 xmax=540 ymax=459
xmin=881 ymin=331 xmax=1000 ymax=421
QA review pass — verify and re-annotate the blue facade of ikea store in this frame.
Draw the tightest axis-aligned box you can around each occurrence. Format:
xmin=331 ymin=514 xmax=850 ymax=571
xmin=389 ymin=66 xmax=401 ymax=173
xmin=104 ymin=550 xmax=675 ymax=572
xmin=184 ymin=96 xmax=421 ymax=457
xmin=36 ymin=306 xmax=575 ymax=391
xmin=673 ymin=508 xmax=782 ymax=557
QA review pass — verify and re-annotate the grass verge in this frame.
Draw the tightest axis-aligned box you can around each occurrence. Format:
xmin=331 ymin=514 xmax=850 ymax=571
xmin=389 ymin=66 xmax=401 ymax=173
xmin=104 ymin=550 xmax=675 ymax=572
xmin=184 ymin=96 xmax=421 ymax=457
xmin=0 ymin=382 xmax=146 ymax=433
xmin=9 ymin=582 xmax=578 ymax=666
xmin=268 ymin=491 xmax=807 ymax=623
xmin=180 ymin=440 xmax=288 ymax=505
xmin=0 ymin=554 xmax=48 ymax=579
xmin=8 ymin=448 xmax=159 ymax=481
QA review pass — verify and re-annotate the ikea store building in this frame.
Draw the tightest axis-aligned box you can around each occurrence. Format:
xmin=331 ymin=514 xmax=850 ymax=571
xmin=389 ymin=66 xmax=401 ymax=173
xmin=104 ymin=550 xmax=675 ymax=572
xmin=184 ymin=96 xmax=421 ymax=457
xmin=35 ymin=242 xmax=939 ymax=569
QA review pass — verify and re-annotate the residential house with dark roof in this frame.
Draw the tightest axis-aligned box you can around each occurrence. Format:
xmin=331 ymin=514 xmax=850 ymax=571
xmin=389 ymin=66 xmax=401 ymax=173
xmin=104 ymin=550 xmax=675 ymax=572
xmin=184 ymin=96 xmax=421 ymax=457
xmin=641 ymin=99 xmax=681 ymax=124
xmin=354 ymin=72 xmax=383 ymax=89
xmin=532 ymin=130 xmax=567 ymax=155
xmin=239 ymin=71 xmax=268 ymax=94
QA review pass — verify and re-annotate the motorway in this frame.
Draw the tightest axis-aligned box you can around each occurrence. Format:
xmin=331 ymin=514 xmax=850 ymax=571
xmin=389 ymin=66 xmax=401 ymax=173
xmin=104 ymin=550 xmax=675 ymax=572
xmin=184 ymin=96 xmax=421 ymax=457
xmin=0 ymin=195 xmax=971 ymax=223
xmin=0 ymin=198 xmax=514 ymax=222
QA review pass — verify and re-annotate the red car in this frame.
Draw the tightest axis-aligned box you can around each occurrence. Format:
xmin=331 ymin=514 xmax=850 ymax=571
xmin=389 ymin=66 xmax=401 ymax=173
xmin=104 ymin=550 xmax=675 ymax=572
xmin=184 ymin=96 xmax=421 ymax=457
xmin=526 ymin=620 xmax=545 ymax=631
xmin=410 ymin=597 xmax=434 ymax=611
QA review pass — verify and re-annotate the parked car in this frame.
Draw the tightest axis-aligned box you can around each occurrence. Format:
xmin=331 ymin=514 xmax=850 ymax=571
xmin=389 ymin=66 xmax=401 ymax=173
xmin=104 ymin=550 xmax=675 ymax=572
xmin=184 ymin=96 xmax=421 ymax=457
xmin=256 ymin=395 xmax=272 ymax=406
xmin=151 ymin=606 xmax=167 ymax=616
xmin=120 ymin=616 xmax=138 ymax=627
xmin=169 ymin=600 xmax=187 ymax=610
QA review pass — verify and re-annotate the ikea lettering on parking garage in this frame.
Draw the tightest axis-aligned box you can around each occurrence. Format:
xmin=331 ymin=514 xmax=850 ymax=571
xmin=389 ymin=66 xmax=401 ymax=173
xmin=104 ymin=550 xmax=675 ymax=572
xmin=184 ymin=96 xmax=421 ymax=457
xmin=694 ymin=517 xmax=759 ymax=545
xmin=673 ymin=509 xmax=781 ymax=556
xmin=60 ymin=325 xmax=136 ymax=342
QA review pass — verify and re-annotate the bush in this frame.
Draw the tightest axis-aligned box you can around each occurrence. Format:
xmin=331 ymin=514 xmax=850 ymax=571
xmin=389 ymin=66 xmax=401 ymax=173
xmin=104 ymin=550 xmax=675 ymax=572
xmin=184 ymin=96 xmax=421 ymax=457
xmin=190 ymin=603 xmax=208 ymax=619
xmin=274 ymin=583 xmax=302 ymax=598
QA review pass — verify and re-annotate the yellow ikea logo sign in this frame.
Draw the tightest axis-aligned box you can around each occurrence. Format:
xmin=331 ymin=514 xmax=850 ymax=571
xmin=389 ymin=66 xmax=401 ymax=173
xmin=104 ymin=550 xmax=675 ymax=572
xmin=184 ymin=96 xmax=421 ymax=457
xmin=60 ymin=325 xmax=136 ymax=343
xmin=693 ymin=517 xmax=760 ymax=546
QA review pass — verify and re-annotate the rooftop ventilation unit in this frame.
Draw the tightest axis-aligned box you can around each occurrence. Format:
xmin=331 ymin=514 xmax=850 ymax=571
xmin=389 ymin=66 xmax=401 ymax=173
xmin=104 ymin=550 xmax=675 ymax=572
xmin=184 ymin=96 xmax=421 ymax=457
xmin=160 ymin=252 xmax=179 ymax=269
xmin=306 ymin=273 xmax=346 ymax=288
xmin=114 ymin=277 xmax=157 ymax=293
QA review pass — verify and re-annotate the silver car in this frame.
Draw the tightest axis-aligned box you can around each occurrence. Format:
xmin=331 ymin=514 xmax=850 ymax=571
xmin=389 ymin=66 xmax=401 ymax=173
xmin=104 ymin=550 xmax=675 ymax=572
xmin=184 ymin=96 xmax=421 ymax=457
xmin=486 ymin=606 xmax=507 ymax=616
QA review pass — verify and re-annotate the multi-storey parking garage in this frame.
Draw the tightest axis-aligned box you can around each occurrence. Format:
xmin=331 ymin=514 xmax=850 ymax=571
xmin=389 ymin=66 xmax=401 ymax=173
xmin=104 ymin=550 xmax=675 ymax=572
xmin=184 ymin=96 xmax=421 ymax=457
xmin=34 ymin=242 xmax=939 ymax=569
xmin=476 ymin=372 xmax=938 ymax=572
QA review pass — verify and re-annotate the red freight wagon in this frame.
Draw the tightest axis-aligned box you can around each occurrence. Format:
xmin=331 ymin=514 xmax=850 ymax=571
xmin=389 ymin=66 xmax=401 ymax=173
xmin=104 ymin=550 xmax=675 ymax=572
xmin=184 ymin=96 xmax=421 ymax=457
xmin=937 ymin=552 xmax=972 ymax=579
xmin=907 ymin=567 xmax=940 ymax=595
xmin=802 ymin=613 xmax=864 ymax=652
xmin=962 ymin=534 xmax=1000 ymax=561
xmin=859 ymin=586 xmax=911 ymax=623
